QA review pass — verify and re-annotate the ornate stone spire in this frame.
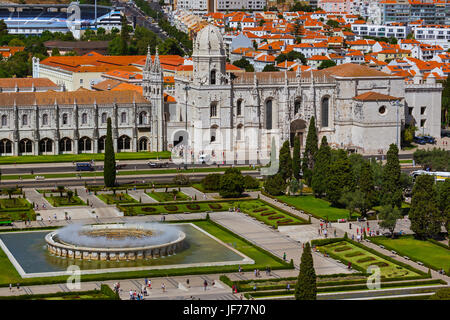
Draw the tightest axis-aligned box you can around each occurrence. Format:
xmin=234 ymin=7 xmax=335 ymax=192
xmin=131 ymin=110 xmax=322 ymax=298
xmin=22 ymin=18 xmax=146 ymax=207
xmin=296 ymin=59 xmax=302 ymax=79
xmin=151 ymin=46 xmax=161 ymax=74
xmin=144 ymin=45 xmax=152 ymax=72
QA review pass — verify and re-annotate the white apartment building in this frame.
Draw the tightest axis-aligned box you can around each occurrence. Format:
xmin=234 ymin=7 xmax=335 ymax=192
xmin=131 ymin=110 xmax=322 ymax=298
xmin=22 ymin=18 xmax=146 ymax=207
xmin=175 ymin=0 xmax=265 ymax=14
xmin=351 ymin=23 xmax=410 ymax=39
xmin=414 ymin=26 xmax=450 ymax=51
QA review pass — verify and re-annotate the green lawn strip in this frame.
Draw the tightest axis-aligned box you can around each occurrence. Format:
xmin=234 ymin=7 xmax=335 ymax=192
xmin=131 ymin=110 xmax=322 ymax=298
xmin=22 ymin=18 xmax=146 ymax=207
xmin=191 ymin=183 xmax=216 ymax=193
xmin=0 ymin=284 xmax=119 ymax=300
xmin=0 ymin=220 xmax=290 ymax=287
xmin=370 ymin=236 xmax=450 ymax=274
xmin=312 ymin=238 xmax=426 ymax=279
xmin=119 ymin=200 xmax=236 ymax=215
xmin=146 ymin=191 xmax=191 ymax=202
xmin=236 ymin=199 xmax=308 ymax=228
xmin=0 ymin=198 xmax=35 ymax=221
xmin=245 ymin=280 xmax=445 ymax=298
xmin=0 ymin=152 xmax=171 ymax=165
xmin=44 ymin=196 xmax=86 ymax=207
xmin=96 ymin=193 xmax=139 ymax=205
xmin=275 ymin=195 xmax=355 ymax=221
xmin=0 ymin=166 xmax=256 ymax=181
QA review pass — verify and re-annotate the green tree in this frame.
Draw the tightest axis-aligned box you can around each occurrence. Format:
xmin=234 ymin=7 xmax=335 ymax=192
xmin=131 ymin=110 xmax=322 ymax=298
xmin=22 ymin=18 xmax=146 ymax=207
xmin=429 ymin=287 xmax=450 ymax=300
xmin=0 ymin=19 xmax=7 ymax=37
xmin=378 ymin=205 xmax=402 ymax=237
xmin=436 ymin=180 xmax=450 ymax=234
xmin=311 ymin=136 xmax=331 ymax=198
xmin=159 ymin=38 xmax=184 ymax=55
xmin=358 ymin=162 xmax=376 ymax=216
xmin=381 ymin=144 xmax=402 ymax=208
xmin=409 ymin=175 xmax=441 ymax=240
xmin=262 ymin=64 xmax=279 ymax=72
xmin=8 ymin=38 xmax=25 ymax=47
xmin=326 ymin=19 xmax=340 ymax=28
xmin=264 ymin=174 xmax=286 ymax=196
xmin=51 ymin=47 xmax=60 ymax=56
xmin=292 ymin=135 xmax=301 ymax=180
xmin=287 ymin=50 xmax=307 ymax=65
xmin=119 ymin=15 xmax=130 ymax=55
xmin=318 ymin=60 xmax=337 ymax=70
xmin=302 ymin=116 xmax=318 ymax=186
xmin=278 ymin=140 xmax=292 ymax=181
xmin=202 ymin=173 xmax=221 ymax=191
xmin=57 ymin=185 xmax=65 ymax=198
xmin=327 ymin=150 xmax=353 ymax=206
xmin=294 ymin=242 xmax=316 ymax=300
xmin=219 ymin=170 xmax=245 ymax=198
xmin=232 ymin=58 xmax=254 ymax=72
xmin=243 ymin=175 xmax=259 ymax=189
xmin=289 ymin=177 xmax=300 ymax=195
xmin=104 ymin=117 xmax=116 ymax=187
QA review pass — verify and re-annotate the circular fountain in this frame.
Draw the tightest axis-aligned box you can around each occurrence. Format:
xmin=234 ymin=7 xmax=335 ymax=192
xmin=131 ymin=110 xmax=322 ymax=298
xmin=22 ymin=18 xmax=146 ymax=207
xmin=45 ymin=223 xmax=186 ymax=261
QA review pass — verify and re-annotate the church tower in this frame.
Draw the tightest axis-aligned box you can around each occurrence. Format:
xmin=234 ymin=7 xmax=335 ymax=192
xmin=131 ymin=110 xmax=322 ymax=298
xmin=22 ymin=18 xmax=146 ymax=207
xmin=192 ymin=25 xmax=226 ymax=86
xmin=143 ymin=46 xmax=165 ymax=151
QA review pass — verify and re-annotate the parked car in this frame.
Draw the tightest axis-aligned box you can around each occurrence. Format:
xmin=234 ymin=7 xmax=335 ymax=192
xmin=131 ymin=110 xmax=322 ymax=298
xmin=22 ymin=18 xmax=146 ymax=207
xmin=115 ymin=164 xmax=127 ymax=170
xmin=422 ymin=136 xmax=436 ymax=144
xmin=148 ymin=161 xmax=169 ymax=168
xmin=413 ymin=136 xmax=427 ymax=145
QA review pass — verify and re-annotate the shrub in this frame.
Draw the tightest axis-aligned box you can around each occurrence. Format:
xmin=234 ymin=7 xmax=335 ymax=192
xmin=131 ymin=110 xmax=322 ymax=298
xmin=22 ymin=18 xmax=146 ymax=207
xmin=141 ymin=207 xmax=157 ymax=212
xmin=268 ymin=215 xmax=283 ymax=220
xmin=173 ymin=174 xmax=190 ymax=185
xmin=219 ymin=172 xmax=245 ymax=198
xmin=244 ymin=175 xmax=259 ymax=189
xmin=202 ymin=174 xmax=221 ymax=191
xmin=334 ymin=246 xmax=351 ymax=252
xmin=164 ymin=205 xmax=178 ymax=211
xmin=253 ymin=207 xmax=269 ymax=212
xmin=264 ymin=174 xmax=286 ymax=196
xmin=370 ymin=261 xmax=389 ymax=268
xmin=345 ymin=252 xmax=364 ymax=258
xmin=260 ymin=211 xmax=276 ymax=216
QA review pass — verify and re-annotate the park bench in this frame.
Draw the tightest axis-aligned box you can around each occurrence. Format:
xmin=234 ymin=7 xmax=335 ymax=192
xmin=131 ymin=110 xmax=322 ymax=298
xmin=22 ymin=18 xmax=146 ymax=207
xmin=391 ymin=250 xmax=397 ymax=255
xmin=403 ymin=256 xmax=410 ymax=260
xmin=417 ymin=261 xmax=424 ymax=266
xmin=379 ymin=245 xmax=385 ymax=249
xmin=35 ymin=176 xmax=45 ymax=180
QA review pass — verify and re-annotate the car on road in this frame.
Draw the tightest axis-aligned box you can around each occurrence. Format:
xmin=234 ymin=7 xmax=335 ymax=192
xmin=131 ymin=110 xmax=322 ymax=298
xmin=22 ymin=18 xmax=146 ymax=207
xmin=115 ymin=164 xmax=127 ymax=170
xmin=148 ymin=161 xmax=169 ymax=168
xmin=422 ymin=136 xmax=436 ymax=144
xmin=413 ymin=136 xmax=427 ymax=145
xmin=75 ymin=162 xmax=95 ymax=171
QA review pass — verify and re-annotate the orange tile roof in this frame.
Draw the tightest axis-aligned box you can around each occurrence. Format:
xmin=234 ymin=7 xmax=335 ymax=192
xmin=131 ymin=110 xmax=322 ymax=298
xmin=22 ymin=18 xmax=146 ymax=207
xmin=353 ymin=91 xmax=401 ymax=101
xmin=0 ymin=78 xmax=57 ymax=89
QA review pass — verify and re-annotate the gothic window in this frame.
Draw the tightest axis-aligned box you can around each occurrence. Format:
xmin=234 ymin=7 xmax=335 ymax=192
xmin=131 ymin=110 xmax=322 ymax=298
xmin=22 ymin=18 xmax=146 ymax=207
xmin=121 ymin=112 xmax=127 ymax=124
xmin=210 ymin=70 xmax=216 ymax=85
xmin=210 ymin=102 xmax=217 ymax=118
xmin=19 ymin=139 xmax=32 ymax=153
xmin=237 ymin=124 xmax=243 ymax=140
xmin=139 ymin=111 xmax=148 ymax=125
xmin=81 ymin=113 xmax=88 ymax=125
xmin=1 ymin=115 xmax=7 ymax=126
xmin=59 ymin=137 xmax=72 ymax=152
xmin=22 ymin=114 xmax=28 ymax=126
xmin=62 ymin=113 xmax=68 ymax=125
xmin=210 ymin=125 xmax=218 ymax=143
xmin=118 ymin=135 xmax=131 ymax=151
xmin=321 ymin=97 xmax=329 ymax=127
xmin=265 ymin=99 xmax=273 ymax=130
xmin=294 ymin=99 xmax=301 ymax=115
xmin=0 ymin=139 xmax=12 ymax=154
xmin=237 ymin=99 xmax=242 ymax=116
xmin=139 ymin=137 xmax=148 ymax=151
xmin=98 ymin=136 xmax=106 ymax=152
xmin=39 ymin=138 xmax=53 ymax=153
xmin=101 ymin=112 xmax=107 ymax=124
xmin=42 ymin=114 xmax=49 ymax=126
xmin=78 ymin=137 xmax=92 ymax=152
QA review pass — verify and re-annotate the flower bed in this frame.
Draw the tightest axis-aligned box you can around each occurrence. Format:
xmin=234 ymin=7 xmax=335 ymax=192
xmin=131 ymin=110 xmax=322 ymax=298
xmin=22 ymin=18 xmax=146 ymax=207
xmin=186 ymin=204 xmax=201 ymax=210
xmin=253 ymin=207 xmax=269 ymax=213
xmin=260 ymin=211 xmax=276 ymax=216
xmin=334 ymin=246 xmax=352 ymax=252
xmin=267 ymin=215 xmax=284 ymax=220
xmin=141 ymin=207 xmax=157 ymax=212
xmin=345 ymin=252 xmax=364 ymax=258
xmin=370 ymin=261 xmax=390 ymax=268
xmin=164 ymin=205 xmax=179 ymax=211
xmin=208 ymin=203 xmax=222 ymax=210
xmin=357 ymin=257 xmax=376 ymax=263
xmin=277 ymin=219 xmax=294 ymax=225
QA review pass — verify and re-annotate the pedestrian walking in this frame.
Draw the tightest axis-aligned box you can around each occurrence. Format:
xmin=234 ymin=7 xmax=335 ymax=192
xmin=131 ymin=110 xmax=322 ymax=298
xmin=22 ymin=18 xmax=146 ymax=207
xmin=148 ymin=279 xmax=151 ymax=289
xmin=161 ymin=282 xmax=166 ymax=292
xmin=203 ymin=280 xmax=208 ymax=291
xmin=283 ymin=252 xmax=286 ymax=261
xmin=186 ymin=278 xmax=190 ymax=288
xmin=9 ymin=284 xmax=11 ymax=291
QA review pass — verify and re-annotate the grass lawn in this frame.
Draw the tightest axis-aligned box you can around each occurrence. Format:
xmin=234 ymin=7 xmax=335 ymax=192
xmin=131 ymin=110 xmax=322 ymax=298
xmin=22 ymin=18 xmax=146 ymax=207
xmin=120 ymin=201 xmax=234 ymax=215
xmin=96 ymin=193 xmax=138 ymax=205
xmin=0 ymin=198 xmax=35 ymax=221
xmin=0 ymin=151 xmax=171 ymax=165
xmin=0 ymin=221 xmax=289 ymax=287
xmin=277 ymin=195 xmax=355 ymax=221
xmin=45 ymin=196 xmax=86 ymax=207
xmin=318 ymin=241 xmax=420 ymax=279
xmin=147 ymin=191 xmax=191 ymax=202
xmin=0 ymin=198 xmax=31 ymax=209
xmin=237 ymin=200 xmax=307 ymax=228
xmin=371 ymin=236 xmax=450 ymax=273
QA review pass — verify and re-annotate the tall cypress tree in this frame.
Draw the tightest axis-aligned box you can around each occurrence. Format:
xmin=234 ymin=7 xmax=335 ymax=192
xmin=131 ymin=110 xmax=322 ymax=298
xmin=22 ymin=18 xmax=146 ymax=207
xmin=311 ymin=136 xmax=331 ymax=198
xmin=409 ymin=175 xmax=441 ymax=240
xmin=279 ymin=140 xmax=293 ymax=181
xmin=104 ymin=117 xmax=116 ymax=187
xmin=292 ymin=135 xmax=301 ymax=180
xmin=119 ymin=15 xmax=129 ymax=55
xmin=301 ymin=116 xmax=318 ymax=186
xmin=294 ymin=242 xmax=316 ymax=300
xmin=326 ymin=149 xmax=353 ymax=206
xmin=381 ymin=144 xmax=402 ymax=208
xmin=358 ymin=161 xmax=376 ymax=216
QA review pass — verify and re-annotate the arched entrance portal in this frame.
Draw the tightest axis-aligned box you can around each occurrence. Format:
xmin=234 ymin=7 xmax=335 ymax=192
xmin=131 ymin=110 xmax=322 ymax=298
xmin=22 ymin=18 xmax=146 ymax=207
xmin=290 ymin=119 xmax=307 ymax=147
